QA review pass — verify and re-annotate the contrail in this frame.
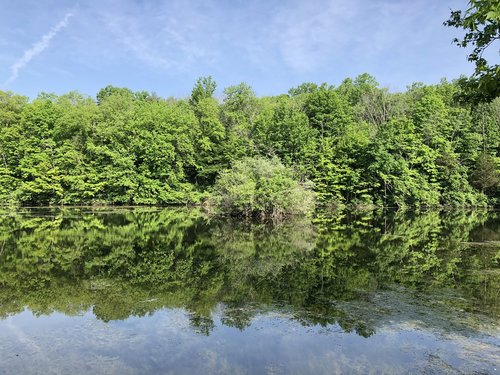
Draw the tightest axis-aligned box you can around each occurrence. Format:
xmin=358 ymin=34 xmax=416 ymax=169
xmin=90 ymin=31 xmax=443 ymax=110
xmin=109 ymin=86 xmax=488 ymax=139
xmin=5 ymin=11 xmax=74 ymax=86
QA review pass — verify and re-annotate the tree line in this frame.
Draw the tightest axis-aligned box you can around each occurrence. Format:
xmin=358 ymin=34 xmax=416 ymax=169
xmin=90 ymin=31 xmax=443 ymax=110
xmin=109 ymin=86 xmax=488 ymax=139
xmin=0 ymin=74 xmax=499 ymax=207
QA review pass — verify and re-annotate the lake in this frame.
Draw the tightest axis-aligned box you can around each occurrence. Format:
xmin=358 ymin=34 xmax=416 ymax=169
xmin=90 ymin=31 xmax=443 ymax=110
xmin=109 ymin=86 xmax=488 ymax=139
xmin=0 ymin=208 xmax=498 ymax=374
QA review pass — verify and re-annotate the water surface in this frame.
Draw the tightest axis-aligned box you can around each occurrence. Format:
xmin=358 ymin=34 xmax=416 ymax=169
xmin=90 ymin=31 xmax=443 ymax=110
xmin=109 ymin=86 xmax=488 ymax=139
xmin=0 ymin=208 xmax=498 ymax=374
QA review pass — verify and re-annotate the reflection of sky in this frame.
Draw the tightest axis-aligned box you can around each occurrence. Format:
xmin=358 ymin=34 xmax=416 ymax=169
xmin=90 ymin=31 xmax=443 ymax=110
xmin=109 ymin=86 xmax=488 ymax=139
xmin=0 ymin=306 xmax=498 ymax=374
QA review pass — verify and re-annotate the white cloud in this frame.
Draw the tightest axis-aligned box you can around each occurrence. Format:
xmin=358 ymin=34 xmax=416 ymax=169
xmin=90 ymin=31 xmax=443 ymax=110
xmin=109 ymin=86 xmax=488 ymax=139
xmin=100 ymin=0 xmax=214 ymax=70
xmin=268 ymin=0 xmax=359 ymax=72
xmin=262 ymin=0 xmax=462 ymax=74
xmin=105 ymin=15 xmax=172 ymax=69
xmin=5 ymin=11 xmax=74 ymax=86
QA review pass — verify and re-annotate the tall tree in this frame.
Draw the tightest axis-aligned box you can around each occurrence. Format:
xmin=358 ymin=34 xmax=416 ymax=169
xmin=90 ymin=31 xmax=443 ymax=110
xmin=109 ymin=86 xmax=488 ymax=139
xmin=190 ymin=76 xmax=217 ymax=106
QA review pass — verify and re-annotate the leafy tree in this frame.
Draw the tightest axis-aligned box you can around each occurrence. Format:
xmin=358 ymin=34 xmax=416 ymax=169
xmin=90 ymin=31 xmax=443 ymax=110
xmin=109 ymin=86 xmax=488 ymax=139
xmin=210 ymin=156 xmax=315 ymax=218
xmin=470 ymin=152 xmax=500 ymax=193
xmin=96 ymin=85 xmax=135 ymax=104
xmin=0 ymin=91 xmax=27 ymax=201
xmin=191 ymin=97 xmax=227 ymax=185
xmin=445 ymin=0 xmax=500 ymax=102
xmin=288 ymin=82 xmax=321 ymax=96
xmin=253 ymin=95 xmax=316 ymax=168
xmin=220 ymin=83 xmax=258 ymax=161
xmin=190 ymin=76 xmax=217 ymax=106
xmin=304 ymin=86 xmax=354 ymax=137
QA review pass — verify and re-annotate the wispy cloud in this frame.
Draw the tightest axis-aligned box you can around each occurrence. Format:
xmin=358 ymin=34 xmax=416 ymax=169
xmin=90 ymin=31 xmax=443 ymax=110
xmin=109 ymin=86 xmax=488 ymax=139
xmin=265 ymin=0 xmax=359 ymax=72
xmin=106 ymin=16 xmax=172 ymax=69
xmin=258 ymin=0 xmax=457 ymax=75
xmin=101 ymin=1 xmax=212 ymax=70
xmin=5 ymin=11 xmax=74 ymax=86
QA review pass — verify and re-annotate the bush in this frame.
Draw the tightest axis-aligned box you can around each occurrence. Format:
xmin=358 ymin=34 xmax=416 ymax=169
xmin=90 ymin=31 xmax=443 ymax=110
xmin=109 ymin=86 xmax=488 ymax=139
xmin=209 ymin=157 xmax=315 ymax=218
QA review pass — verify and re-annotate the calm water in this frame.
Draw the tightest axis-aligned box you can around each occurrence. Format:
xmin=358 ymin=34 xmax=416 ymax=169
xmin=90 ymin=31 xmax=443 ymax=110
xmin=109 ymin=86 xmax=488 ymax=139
xmin=0 ymin=208 xmax=498 ymax=374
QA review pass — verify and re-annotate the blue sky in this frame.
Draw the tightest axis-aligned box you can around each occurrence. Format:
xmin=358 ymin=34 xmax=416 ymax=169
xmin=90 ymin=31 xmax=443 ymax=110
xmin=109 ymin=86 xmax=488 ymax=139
xmin=0 ymin=0 xmax=472 ymax=99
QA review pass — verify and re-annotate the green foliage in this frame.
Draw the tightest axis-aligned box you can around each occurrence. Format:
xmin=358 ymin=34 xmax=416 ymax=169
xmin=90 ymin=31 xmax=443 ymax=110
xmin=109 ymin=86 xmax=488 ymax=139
xmin=470 ymin=152 xmax=500 ymax=193
xmin=220 ymin=83 xmax=258 ymax=162
xmin=253 ymin=95 xmax=315 ymax=168
xmin=190 ymin=76 xmax=217 ymax=106
xmin=210 ymin=157 xmax=315 ymax=217
xmin=191 ymin=97 xmax=227 ymax=185
xmin=445 ymin=0 xmax=500 ymax=102
xmin=0 ymin=75 xmax=498 ymax=208
xmin=304 ymin=86 xmax=354 ymax=137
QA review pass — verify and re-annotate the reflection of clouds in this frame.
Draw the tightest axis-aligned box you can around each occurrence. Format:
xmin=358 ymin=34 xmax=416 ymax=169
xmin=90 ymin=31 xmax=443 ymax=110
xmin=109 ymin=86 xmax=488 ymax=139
xmin=3 ymin=315 xmax=51 ymax=370
xmin=450 ymin=334 xmax=500 ymax=372
xmin=377 ymin=322 xmax=500 ymax=374
xmin=0 ymin=312 xmax=135 ymax=375
xmin=0 ymin=307 xmax=498 ymax=374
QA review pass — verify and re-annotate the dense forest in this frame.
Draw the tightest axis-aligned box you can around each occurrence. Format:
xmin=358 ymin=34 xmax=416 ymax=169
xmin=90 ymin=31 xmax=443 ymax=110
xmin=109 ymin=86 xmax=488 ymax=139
xmin=0 ymin=75 xmax=499 ymax=208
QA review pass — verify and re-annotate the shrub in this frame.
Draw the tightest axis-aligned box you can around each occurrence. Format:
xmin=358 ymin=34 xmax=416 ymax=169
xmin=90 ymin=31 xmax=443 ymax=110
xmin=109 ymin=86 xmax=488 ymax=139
xmin=209 ymin=157 xmax=315 ymax=218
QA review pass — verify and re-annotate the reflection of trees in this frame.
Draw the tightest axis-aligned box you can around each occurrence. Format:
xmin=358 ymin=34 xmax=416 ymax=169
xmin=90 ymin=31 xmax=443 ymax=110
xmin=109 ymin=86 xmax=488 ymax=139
xmin=0 ymin=208 xmax=498 ymax=335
